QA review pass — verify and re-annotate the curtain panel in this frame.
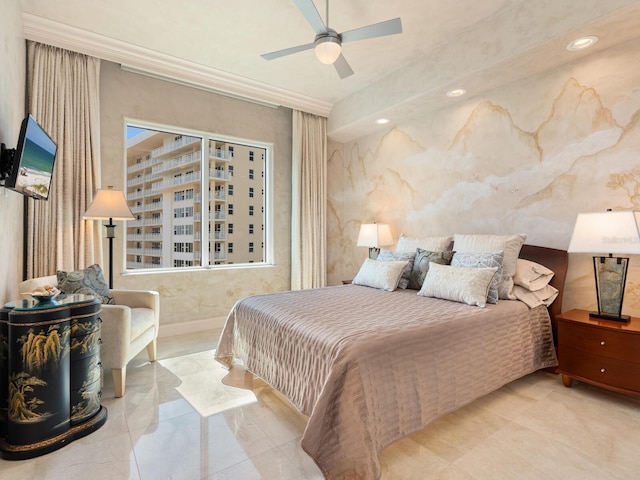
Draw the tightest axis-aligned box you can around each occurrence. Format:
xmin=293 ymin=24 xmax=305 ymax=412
xmin=291 ymin=110 xmax=327 ymax=290
xmin=26 ymin=41 xmax=102 ymax=278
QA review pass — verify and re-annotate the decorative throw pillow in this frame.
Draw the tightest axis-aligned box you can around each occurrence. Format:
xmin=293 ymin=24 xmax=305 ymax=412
xmin=514 ymin=259 xmax=554 ymax=291
xmin=407 ymin=249 xmax=455 ymax=290
xmin=352 ymin=258 xmax=409 ymax=291
xmin=451 ymin=251 xmax=504 ymax=304
xmin=376 ymin=249 xmax=416 ymax=289
xmin=57 ymin=264 xmax=114 ymax=304
xmin=418 ymin=262 xmax=498 ymax=308
xmin=395 ymin=234 xmax=453 ymax=253
xmin=452 ymin=233 xmax=526 ymax=300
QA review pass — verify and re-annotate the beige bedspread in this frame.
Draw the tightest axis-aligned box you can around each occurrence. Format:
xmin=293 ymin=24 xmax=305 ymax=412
xmin=215 ymin=285 xmax=558 ymax=479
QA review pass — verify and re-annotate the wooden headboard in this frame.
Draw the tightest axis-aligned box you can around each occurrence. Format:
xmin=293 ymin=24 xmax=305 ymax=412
xmin=519 ymin=244 xmax=568 ymax=341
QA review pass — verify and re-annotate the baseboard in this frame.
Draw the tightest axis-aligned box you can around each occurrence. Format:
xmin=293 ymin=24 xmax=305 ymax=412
xmin=158 ymin=316 xmax=227 ymax=338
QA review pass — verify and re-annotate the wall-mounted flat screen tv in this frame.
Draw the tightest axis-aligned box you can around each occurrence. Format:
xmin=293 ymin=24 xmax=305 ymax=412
xmin=5 ymin=114 xmax=58 ymax=200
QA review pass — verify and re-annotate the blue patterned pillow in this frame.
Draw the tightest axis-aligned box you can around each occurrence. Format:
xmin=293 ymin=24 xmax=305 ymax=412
xmin=377 ymin=249 xmax=416 ymax=289
xmin=57 ymin=264 xmax=114 ymax=304
xmin=451 ymin=252 xmax=504 ymax=304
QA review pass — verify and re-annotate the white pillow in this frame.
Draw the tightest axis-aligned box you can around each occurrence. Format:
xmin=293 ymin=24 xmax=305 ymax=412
xmin=514 ymin=259 xmax=554 ymax=291
xmin=352 ymin=258 xmax=409 ymax=291
xmin=376 ymin=249 xmax=416 ymax=289
xmin=418 ymin=262 xmax=498 ymax=308
xmin=452 ymin=233 xmax=526 ymax=300
xmin=512 ymin=284 xmax=559 ymax=308
xmin=451 ymin=251 xmax=503 ymax=304
xmin=395 ymin=234 xmax=453 ymax=253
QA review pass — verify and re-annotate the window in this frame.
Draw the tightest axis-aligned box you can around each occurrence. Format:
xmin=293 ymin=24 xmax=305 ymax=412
xmin=125 ymin=123 xmax=269 ymax=270
xmin=249 ymin=242 xmax=254 ymax=253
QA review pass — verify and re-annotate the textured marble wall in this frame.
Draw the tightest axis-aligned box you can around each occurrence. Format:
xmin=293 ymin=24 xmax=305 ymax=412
xmin=327 ymin=37 xmax=640 ymax=317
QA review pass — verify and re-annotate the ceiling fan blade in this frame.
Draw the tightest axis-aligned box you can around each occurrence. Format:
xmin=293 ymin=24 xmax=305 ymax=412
xmin=333 ymin=53 xmax=354 ymax=79
xmin=341 ymin=17 xmax=402 ymax=43
xmin=293 ymin=0 xmax=327 ymax=35
xmin=261 ymin=42 xmax=315 ymax=60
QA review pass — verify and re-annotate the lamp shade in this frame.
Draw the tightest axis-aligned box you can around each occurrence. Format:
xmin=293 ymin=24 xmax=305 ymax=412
xmin=568 ymin=211 xmax=640 ymax=254
xmin=83 ymin=186 xmax=134 ymax=220
xmin=357 ymin=223 xmax=394 ymax=248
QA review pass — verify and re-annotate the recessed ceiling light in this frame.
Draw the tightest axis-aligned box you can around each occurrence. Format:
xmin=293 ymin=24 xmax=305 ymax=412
xmin=567 ymin=35 xmax=599 ymax=51
xmin=376 ymin=118 xmax=389 ymax=125
xmin=446 ymin=88 xmax=467 ymax=98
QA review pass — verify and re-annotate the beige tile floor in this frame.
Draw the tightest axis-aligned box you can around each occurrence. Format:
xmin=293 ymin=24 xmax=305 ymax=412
xmin=1 ymin=328 xmax=640 ymax=480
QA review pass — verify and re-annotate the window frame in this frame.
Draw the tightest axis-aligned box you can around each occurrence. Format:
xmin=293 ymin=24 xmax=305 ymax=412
xmin=124 ymin=118 xmax=274 ymax=273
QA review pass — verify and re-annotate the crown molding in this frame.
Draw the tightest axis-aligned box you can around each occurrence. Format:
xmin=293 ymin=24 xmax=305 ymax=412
xmin=22 ymin=13 xmax=333 ymax=117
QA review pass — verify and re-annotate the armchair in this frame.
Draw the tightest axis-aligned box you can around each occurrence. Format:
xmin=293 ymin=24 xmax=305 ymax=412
xmin=19 ymin=275 xmax=159 ymax=398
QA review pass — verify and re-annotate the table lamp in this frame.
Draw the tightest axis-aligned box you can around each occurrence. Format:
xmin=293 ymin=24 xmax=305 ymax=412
xmin=83 ymin=186 xmax=134 ymax=288
xmin=357 ymin=223 xmax=393 ymax=259
xmin=568 ymin=210 xmax=640 ymax=322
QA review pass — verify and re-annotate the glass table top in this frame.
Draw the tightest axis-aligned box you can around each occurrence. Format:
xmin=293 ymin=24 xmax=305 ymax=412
xmin=4 ymin=293 xmax=100 ymax=311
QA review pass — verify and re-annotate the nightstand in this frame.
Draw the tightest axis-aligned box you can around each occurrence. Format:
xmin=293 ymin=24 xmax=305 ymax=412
xmin=556 ymin=309 xmax=640 ymax=396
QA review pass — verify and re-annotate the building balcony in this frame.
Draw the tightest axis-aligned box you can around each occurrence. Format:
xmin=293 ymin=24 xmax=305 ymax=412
xmin=151 ymin=150 xmax=201 ymax=175
xmin=151 ymin=136 xmax=199 ymax=158
xmin=209 ymin=148 xmax=233 ymax=161
xmin=209 ymin=168 xmax=232 ymax=181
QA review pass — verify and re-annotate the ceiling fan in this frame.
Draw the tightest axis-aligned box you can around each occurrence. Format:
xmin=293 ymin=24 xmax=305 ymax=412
xmin=261 ymin=0 xmax=402 ymax=79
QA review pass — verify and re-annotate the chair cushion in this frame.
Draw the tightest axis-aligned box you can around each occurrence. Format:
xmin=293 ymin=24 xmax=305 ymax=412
xmin=57 ymin=264 xmax=114 ymax=304
xmin=130 ymin=308 xmax=155 ymax=341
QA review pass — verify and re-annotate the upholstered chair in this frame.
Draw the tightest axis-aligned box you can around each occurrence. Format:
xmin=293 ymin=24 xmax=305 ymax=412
xmin=19 ymin=275 xmax=160 ymax=398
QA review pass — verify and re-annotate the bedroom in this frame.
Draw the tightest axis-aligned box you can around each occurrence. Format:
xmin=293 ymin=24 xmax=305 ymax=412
xmin=1 ymin=0 xmax=640 ymax=478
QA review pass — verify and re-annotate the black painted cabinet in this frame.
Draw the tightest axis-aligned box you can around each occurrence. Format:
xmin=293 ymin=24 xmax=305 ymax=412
xmin=0 ymin=295 xmax=107 ymax=459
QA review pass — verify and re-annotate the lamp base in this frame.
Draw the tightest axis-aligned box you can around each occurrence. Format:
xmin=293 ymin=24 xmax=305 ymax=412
xmin=588 ymin=311 xmax=630 ymax=323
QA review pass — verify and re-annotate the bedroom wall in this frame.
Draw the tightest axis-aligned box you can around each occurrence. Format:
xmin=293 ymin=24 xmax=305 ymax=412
xmin=100 ymin=61 xmax=292 ymax=333
xmin=0 ymin=0 xmax=26 ymax=305
xmin=327 ymin=36 xmax=640 ymax=318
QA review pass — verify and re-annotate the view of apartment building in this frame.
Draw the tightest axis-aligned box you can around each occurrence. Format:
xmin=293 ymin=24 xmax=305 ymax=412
xmin=125 ymin=126 xmax=266 ymax=269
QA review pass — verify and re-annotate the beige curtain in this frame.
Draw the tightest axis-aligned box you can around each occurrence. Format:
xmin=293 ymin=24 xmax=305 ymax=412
xmin=291 ymin=110 xmax=327 ymax=289
xmin=26 ymin=41 xmax=102 ymax=278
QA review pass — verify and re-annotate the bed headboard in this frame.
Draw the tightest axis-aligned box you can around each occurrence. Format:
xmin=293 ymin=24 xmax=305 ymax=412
xmin=518 ymin=244 xmax=568 ymax=334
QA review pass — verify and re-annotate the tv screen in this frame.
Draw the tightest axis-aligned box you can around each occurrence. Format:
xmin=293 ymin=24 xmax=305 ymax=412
xmin=6 ymin=114 xmax=57 ymax=200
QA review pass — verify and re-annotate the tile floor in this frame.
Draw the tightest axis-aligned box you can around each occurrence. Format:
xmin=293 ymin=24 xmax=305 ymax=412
xmin=1 ymin=328 xmax=640 ymax=479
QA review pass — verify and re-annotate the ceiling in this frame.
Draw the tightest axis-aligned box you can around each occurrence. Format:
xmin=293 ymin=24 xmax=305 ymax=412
xmin=20 ymin=0 xmax=640 ymax=142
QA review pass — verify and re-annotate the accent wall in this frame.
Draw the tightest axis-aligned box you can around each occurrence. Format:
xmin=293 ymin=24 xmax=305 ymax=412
xmin=327 ymin=36 xmax=640 ymax=318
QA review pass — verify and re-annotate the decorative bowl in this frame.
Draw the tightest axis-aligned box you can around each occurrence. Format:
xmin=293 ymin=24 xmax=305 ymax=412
xmin=31 ymin=293 xmax=59 ymax=303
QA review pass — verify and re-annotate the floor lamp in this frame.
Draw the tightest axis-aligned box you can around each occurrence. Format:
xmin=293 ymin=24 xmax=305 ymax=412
xmin=83 ymin=186 xmax=134 ymax=289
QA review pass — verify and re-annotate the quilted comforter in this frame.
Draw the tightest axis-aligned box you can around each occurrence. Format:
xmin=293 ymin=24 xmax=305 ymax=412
xmin=215 ymin=285 xmax=558 ymax=479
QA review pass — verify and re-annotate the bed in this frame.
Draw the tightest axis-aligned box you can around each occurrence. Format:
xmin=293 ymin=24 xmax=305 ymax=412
xmin=215 ymin=244 xmax=568 ymax=479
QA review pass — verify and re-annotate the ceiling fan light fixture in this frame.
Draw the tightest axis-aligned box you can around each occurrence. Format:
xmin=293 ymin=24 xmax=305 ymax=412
xmin=314 ymin=34 xmax=342 ymax=64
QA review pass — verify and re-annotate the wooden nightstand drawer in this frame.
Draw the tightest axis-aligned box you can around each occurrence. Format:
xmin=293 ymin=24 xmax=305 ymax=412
xmin=559 ymin=345 xmax=640 ymax=392
xmin=558 ymin=320 xmax=640 ymax=363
